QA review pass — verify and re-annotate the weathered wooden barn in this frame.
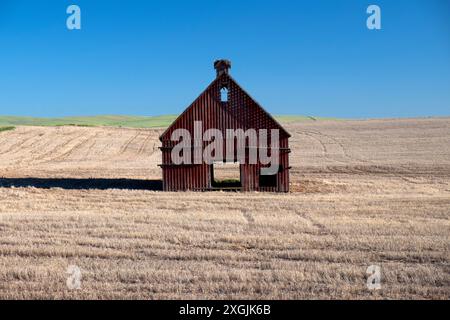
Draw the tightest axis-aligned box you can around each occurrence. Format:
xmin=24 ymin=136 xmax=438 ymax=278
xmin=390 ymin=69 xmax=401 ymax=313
xmin=159 ymin=60 xmax=291 ymax=192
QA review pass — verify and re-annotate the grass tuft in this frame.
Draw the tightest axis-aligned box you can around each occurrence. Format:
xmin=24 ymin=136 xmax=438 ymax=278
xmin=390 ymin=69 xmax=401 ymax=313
xmin=0 ymin=126 xmax=15 ymax=133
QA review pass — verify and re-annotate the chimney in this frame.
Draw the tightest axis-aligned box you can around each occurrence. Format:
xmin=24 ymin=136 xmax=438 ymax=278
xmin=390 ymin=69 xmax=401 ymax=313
xmin=214 ymin=59 xmax=231 ymax=78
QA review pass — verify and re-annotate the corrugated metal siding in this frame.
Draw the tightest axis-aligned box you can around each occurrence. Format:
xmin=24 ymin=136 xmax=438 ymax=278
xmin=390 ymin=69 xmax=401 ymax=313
xmin=160 ymin=73 xmax=290 ymax=192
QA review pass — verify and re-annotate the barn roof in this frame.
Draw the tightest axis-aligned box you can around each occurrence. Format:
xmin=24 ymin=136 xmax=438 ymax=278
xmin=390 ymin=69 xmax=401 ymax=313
xmin=160 ymin=63 xmax=291 ymax=141
xmin=225 ymin=74 xmax=291 ymax=138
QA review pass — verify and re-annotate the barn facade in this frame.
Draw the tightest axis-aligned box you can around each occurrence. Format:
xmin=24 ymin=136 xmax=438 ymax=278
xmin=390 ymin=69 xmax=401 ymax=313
xmin=159 ymin=60 xmax=291 ymax=192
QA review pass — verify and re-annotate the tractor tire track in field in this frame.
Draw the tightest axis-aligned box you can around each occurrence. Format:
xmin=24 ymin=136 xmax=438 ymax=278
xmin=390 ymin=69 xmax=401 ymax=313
xmin=296 ymin=130 xmax=439 ymax=186
xmin=0 ymin=129 xmax=88 ymax=167
xmin=0 ymin=132 xmax=40 ymax=156
xmin=47 ymin=132 xmax=101 ymax=162
xmin=2 ymin=133 xmax=59 ymax=166
xmin=137 ymin=132 xmax=156 ymax=155
xmin=301 ymin=130 xmax=435 ymax=184
xmin=296 ymin=130 xmax=348 ymax=166
xmin=83 ymin=136 xmax=100 ymax=160
xmin=294 ymin=210 xmax=330 ymax=235
xmin=241 ymin=209 xmax=255 ymax=227
xmin=26 ymin=132 xmax=85 ymax=165
xmin=299 ymin=130 xmax=433 ymax=181
xmin=298 ymin=131 xmax=328 ymax=156
xmin=299 ymin=130 xmax=371 ymax=165
xmin=295 ymin=130 xmax=396 ymax=176
xmin=119 ymin=132 xmax=142 ymax=155
xmin=30 ymin=132 xmax=88 ymax=164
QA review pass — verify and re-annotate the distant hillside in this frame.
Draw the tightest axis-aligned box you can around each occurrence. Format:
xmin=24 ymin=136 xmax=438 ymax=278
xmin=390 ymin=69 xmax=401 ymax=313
xmin=0 ymin=115 xmax=177 ymax=129
xmin=0 ymin=115 xmax=336 ymax=129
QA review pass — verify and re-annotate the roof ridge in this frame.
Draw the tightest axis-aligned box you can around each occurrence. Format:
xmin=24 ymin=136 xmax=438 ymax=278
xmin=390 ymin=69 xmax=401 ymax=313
xmin=159 ymin=75 xmax=245 ymax=140
xmin=160 ymin=73 xmax=291 ymax=140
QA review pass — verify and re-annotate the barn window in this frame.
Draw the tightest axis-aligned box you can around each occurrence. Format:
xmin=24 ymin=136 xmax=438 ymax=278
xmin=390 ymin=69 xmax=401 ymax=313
xmin=259 ymin=173 xmax=277 ymax=188
xmin=212 ymin=162 xmax=241 ymax=188
xmin=220 ymin=87 xmax=229 ymax=102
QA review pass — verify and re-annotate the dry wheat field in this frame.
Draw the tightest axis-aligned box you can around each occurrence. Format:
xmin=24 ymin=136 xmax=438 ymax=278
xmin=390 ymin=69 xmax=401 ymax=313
xmin=0 ymin=118 xmax=449 ymax=299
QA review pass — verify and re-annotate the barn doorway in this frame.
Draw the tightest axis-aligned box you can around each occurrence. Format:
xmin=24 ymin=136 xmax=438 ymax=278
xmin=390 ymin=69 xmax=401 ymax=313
xmin=211 ymin=162 xmax=241 ymax=189
xmin=259 ymin=166 xmax=280 ymax=188
xmin=259 ymin=173 xmax=277 ymax=188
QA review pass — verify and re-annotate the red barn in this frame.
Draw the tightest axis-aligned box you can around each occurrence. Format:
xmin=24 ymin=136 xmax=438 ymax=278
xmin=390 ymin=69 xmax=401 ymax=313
xmin=159 ymin=60 xmax=291 ymax=192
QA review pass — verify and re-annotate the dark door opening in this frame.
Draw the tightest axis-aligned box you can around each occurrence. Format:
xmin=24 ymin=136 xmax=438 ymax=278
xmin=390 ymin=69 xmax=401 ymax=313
xmin=211 ymin=162 xmax=241 ymax=189
xmin=259 ymin=173 xmax=277 ymax=188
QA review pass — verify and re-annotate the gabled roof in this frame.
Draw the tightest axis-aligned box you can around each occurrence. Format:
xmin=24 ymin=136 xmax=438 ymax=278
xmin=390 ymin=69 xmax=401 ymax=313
xmin=160 ymin=73 xmax=291 ymax=140
xmin=225 ymin=74 xmax=291 ymax=138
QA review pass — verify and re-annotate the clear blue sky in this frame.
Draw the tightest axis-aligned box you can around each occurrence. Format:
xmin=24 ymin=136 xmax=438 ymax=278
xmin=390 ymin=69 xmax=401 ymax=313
xmin=0 ymin=0 xmax=449 ymax=118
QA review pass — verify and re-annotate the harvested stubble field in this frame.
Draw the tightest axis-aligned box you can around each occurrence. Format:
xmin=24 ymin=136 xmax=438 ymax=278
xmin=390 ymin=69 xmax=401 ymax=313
xmin=0 ymin=117 xmax=449 ymax=299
